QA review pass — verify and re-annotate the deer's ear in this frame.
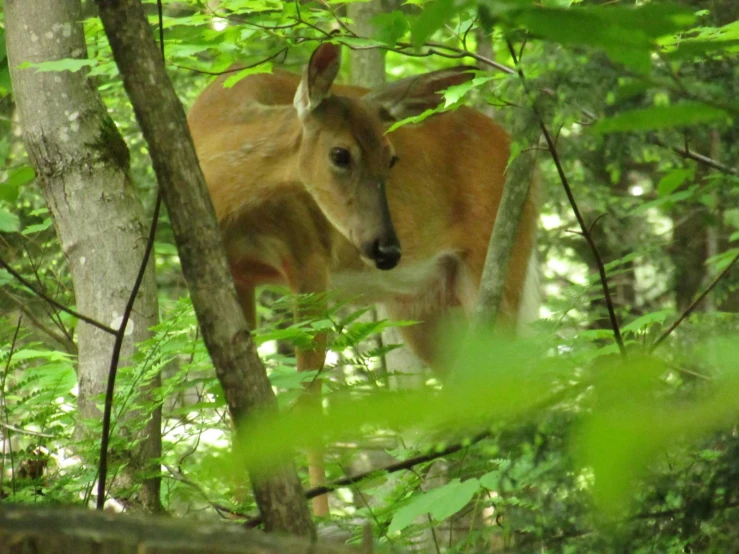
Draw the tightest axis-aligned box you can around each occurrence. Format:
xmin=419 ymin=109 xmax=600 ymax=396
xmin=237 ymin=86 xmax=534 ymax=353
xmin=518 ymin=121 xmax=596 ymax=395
xmin=294 ymin=43 xmax=342 ymax=119
xmin=363 ymin=66 xmax=476 ymax=121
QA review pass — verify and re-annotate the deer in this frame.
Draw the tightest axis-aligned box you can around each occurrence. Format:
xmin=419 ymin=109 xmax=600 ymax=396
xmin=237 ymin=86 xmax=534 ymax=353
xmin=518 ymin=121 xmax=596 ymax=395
xmin=187 ymin=43 xmax=537 ymax=517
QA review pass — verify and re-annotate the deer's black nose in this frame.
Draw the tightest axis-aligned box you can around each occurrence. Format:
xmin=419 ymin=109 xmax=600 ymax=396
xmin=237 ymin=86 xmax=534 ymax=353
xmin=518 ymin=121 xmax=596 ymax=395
xmin=372 ymin=238 xmax=401 ymax=270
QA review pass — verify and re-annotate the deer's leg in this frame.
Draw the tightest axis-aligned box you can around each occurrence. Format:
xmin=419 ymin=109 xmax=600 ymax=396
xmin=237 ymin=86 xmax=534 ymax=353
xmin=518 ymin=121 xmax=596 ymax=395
xmin=235 ymin=283 xmax=257 ymax=331
xmin=291 ymin=260 xmax=330 ymax=517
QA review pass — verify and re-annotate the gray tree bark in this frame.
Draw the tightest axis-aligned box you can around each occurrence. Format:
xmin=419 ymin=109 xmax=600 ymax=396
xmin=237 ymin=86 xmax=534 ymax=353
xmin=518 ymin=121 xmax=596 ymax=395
xmin=4 ymin=0 xmax=162 ymax=512
xmin=348 ymin=0 xmax=386 ymax=89
xmin=474 ymin=116 xmax=539 ymax=328
xmin=93 ymin=0 xmax=314 ymax=537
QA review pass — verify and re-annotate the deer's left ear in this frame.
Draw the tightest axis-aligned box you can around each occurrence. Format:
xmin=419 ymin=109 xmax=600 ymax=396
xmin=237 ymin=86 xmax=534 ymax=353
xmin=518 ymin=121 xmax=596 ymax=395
xmin=294 ymin=43 xmax=342 ymax=119
xmin=363 ymin=66 xmax=476 ymax=122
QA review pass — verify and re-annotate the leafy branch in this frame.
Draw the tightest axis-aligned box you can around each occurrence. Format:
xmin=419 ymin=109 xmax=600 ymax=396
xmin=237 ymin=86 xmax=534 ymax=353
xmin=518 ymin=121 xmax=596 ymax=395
xmin=651 ymin=250 xmax=739 ymax=351
xmin=504 ymin=38 xmax=626 ymax=357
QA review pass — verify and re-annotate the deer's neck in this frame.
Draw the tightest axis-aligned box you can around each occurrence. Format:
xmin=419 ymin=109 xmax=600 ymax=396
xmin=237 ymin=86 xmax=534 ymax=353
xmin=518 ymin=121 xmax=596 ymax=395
xmin=239 ymin=104 xmax=303 ymax=184
xmin=207 ymin=105 xmax=305 ymax=222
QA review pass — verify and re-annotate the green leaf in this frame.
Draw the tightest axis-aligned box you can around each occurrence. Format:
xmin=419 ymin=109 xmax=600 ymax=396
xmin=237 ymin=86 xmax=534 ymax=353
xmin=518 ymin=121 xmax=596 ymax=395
xmin=21 ymin=218 xmax=53 ymax=235
xmin=7 ymin=165 xmax=35 ymax=187
xmin=479 ymin=470 xmax=500 ymax=490
xmin=234 ymin=331 xmax=567 ymax=474
xmin=621 ymin=310 xmax=673 ymax=335
xmin=20 ymin=58 xmax=96 ymax=73
xmin=514 ymin=4 xmax=696 ymax=73
xmin=429 ymin=478 xmax=480 ymax=521
xmin=576 ymin=365 xmax=739 ymax=515
xmin=657 ymin=168 xmax=694 ymax=197
xmin=631 ymin=187 xmax=696 ymax=215
xmin=389 ymin=478 xmax=480 ymax=533
xmin=706 ymin=248 xmax=739 ymax=272
xmin=0 ymin=65 xmax=12 ymax=97
xmin=594 ymin=103 xmax=728 ymax=134
xmin=1 ymin=166 xmax=35 ymax=203
xmin=0 ymin=208 xmax=20 ymax=233
xmin=386 ymin=106 xmax=443 ymax=133
xmin=442 ymin=74 xmax=494 ymax=107
xmin=268 ymin=367 xmax=317 ymax=391
xmin=506 ymin=139 xmax=522 ymax=172
xmin=370 ymin=11 xmax=409 ymax=46
xmin=411 ymin=0 xmax=464 ymax=47
xmin=166 ymin=42 xmax=215 ymax=59
xmin=665 ymin=39 xmax=739 ymax=59
xmin=542 ymin=0 xmax=572 ymax=7
xmin=222 ymin=62 xmax=273 ymax=89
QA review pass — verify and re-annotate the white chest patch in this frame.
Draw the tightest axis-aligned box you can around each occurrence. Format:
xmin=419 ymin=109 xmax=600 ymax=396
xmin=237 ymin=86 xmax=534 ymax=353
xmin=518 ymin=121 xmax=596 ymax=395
xmin=329 ymin=253 xmax=459 ymax=305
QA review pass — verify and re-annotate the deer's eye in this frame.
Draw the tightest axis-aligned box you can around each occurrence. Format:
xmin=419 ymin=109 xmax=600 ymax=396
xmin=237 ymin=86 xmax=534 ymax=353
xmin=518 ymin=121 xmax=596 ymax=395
xmin=389 ymin=155 xmax=399 ymax=169
xmin=330 ymin=147 xmax=351 ymax=168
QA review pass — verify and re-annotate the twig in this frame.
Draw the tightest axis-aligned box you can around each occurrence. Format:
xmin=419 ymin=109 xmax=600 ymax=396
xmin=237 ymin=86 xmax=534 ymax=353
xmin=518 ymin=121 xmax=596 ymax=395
xmin=0 ymin=421 xmax=56 ymax=439
xmin=308 ymin=429 xmax=491 ymax=500
xmin=162 ymin=464 xmax=248 ymax=519
xmin=648 ymin=136 xmax=738 ymax=176
xmin=243 ymin=430 xmax=492 ymax=528
xmin=243 ymin=373 xmax=587 ymax=528
xmin=21 ymin=244 xmax=73 ymax=344
xmin=1 ymin=316 xmax=23 ymax=497
xmin=505 ymin=38 xmax=626 ymax=357
xmin=1 ymin=291 xmax=78 ymax=354
xmin=95 ymin=189 xmax=162 ymax=509
xmin=0 ymin=258 xmax=116 ymax=335
xmin=651 ymin=250 xmax=739 ymax=351
xmin=170 ymin=47 xmax=289 ymax=76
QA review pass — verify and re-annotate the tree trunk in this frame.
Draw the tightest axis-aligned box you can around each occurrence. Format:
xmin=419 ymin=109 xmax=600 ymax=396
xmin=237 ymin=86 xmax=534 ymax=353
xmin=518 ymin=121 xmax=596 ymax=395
xmin=5 ymin=0 xmax=162 ymax=512
xmin=348 ymin=0 xmax=386 ymax=89
xmin=93 ymin=0 xmax=314 ymax=537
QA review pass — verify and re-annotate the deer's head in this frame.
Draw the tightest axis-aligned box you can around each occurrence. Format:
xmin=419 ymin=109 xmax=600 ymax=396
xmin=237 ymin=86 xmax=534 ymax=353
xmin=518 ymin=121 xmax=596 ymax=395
xmin=293 ymin=43 xmax=474 ymax=270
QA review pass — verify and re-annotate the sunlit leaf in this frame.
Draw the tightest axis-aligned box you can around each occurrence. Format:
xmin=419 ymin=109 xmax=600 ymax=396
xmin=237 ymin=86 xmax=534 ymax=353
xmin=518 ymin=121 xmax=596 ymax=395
xmin=0 ymin=208 xmax=19 ymax=233
xmin=371 ymin=10 xmax=409 ymax=46
xmin=594 ymin=103 xmax=729 ymax=133
xmin=389 ymin=478 xmax=480 ymax=533
xmin=657 ymin=168 xmax=694 ymax=197
xmin=621 ymin=310 xmax=673 ymax=335
xmin=222 ymin=62 xmax=273 ymax=88
xmin=411 ymin=0 xmax=465 ymax=47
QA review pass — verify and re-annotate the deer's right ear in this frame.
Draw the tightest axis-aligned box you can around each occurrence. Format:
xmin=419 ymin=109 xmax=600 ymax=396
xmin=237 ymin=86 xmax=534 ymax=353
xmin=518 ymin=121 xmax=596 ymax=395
xmin=294 ymin=43 xmax=341 ymax=119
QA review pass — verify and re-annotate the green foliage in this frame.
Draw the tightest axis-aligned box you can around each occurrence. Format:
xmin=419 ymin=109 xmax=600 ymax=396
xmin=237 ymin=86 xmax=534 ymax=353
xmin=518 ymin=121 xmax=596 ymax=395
xmin=593 ymin=102 xmax=729 ymax=133
xmin=389 ymin=477 xmax=480 ymax=533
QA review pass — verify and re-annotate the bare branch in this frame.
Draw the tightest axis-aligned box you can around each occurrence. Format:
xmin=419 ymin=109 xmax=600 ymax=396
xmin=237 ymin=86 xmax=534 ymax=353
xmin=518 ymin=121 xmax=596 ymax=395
xmin=651 ymin=251 xmax=739 ymax=351
xmin=0 ymin=258 xmax=117 ymax=336
xmin=97 ymin=194 xmax=162 ymax=509
xmin=1 ymin=290 xmax=78 ymax=354
xmin=505 ymin=39 xmax=626 ymax=357
xmin=648 ymin=136 xmax=738 ymax=176
xmin=1 ymin=316 xmax=23 ymax=497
